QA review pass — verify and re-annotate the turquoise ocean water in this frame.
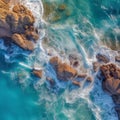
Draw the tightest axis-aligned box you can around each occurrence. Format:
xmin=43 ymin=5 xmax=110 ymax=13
xmin=0 ymin=0 xmax=120 ymax=120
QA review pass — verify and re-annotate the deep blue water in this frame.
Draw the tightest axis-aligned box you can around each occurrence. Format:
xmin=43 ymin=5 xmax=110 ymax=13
xmin=0 ymin=0 xmax=120 ymax=120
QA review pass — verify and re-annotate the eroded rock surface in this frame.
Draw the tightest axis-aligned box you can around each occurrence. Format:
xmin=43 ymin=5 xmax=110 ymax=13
xmin=50 ymin=56 xmax=77 ymax=81
xmin=49 ymin=56 xmax=92 ymax=88
xmin=0 ymin=0 xmax=39 ymax=50
xmin=97 ymin=62 xmax=120 ymax=119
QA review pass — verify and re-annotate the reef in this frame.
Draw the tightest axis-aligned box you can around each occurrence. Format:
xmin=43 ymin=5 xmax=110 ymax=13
xmin=0 ymin=0 xmax=39 ymax=50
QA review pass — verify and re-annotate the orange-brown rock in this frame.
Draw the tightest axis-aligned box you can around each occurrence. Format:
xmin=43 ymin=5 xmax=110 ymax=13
xmin=0 ymin=0 xmax=39 ymax=50
xmin=12 ymin=34 xmax=34 ymax=50
xmin=49 ymin=56 xmax=93 ymax=87
xmin=100 ymin=63 xmax=120 ymax=95
xmin=33 ymin=69 xmax=43 ymax=78
xmin=97 ymin=62 xmax=120 ymax=119
xmin=50 ymin=56 xmax=77 ymax=81
xmin=72 ymin=81 xmax=81 ymax=87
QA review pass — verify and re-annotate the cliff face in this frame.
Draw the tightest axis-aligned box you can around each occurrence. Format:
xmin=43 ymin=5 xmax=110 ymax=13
xmin=0 ymin=0 xmax=39 ymax=50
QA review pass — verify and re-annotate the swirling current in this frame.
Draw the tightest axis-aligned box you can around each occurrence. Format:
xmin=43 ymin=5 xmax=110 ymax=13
xmin=0 ymin=0 xmax=120 ymax=120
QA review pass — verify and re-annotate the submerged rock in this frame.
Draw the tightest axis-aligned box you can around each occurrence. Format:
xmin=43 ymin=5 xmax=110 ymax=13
xmin=0 ymin=0 xmax=39 ymax=50
xmin=100 ymin=63 xmax=120 ymax=95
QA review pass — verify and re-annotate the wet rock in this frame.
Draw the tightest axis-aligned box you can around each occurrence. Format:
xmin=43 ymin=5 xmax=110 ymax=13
xmin=49 ymin=56 xmax=93 ymax=86
xmin=72 ymin=80 xmax=81 ymax=87
xmin=86 ymin=76 xmax=93 ymax=82
xmin=99 ymin=63 xmax=120 ymax=118
xmin=96 ymin=53 xmax=110 ymax=63
xmin=33 ymin=69 xmax=43 ymax=78
xmin=49 ymin=56 xmax=77 ymax=81
xmin=0 ymin=0 xmax=39 ymax=50
xmin=100 ymin=63 xmax=120 ymax=95
xmin=12 ymin=33 xmax=34 ymax=51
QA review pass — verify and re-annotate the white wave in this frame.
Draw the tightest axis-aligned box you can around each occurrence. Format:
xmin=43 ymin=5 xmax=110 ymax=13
xmin=19 ymin=62 xmax=32 ymax=69
xmin=22 ymin=0 xmax=43 ymax=19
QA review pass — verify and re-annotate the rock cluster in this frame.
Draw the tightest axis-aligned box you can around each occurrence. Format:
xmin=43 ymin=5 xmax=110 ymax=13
xmin=0 ymin=0 xmax=39 ymax=50
xmin=100 ymin=64 xmax=120 ymax=95
xmin=50 ymin=56 xmax=77 ymax=81
xmin=93 ymin=52 xmax=120 ymax=119
xmin=32 ymin=69 xmax=43 ymax=78
xmin=49 ymin=56 xmax=92 ymax=87
xmin=100 ymin=63 xmax=120 ymax=119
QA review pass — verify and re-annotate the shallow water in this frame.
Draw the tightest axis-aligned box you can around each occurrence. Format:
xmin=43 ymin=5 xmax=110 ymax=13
xmin=0 ymin=0 xmax=120 ymax=120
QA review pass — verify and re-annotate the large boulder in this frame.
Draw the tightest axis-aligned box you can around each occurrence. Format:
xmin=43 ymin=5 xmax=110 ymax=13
xmin=0 ymin=0 xmax=39 ymax=50
xmin=49 ymin=56 xmax=92 ymax=85
xmin=49 ymin=56 xmax=77 ymax=81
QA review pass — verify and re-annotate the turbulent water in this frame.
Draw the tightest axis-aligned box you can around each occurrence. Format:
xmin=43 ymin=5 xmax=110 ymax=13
xmin=0 ymin=0 xmax=120 ymax=120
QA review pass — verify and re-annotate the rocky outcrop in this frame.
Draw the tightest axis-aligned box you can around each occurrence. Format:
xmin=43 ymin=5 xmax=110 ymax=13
xmin=49 ymin=56 xmax=77 ymax=81
xmin=92 ymin=52 xmax=120 ymax=119
xmin=0 ymin=0 xmax=39 ymax=50
xmin=42 ymin=1 xmax=72 ymax=22
xmin=32 ymin=69 xmax=43 ymax=78
xmin=49 ymin=56 xmax=92 ymax=87
xmin=97 ymin=62 xmax=120 ymax=119
xmin=100 ymin=64 xmax=120 ymax=95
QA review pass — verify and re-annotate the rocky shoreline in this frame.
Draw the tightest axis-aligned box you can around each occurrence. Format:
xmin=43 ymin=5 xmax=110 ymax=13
xmin=0 ymin=0 xmax=120 ymax=119
xmin=0 ymin=0 xmax=39 ymax=50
